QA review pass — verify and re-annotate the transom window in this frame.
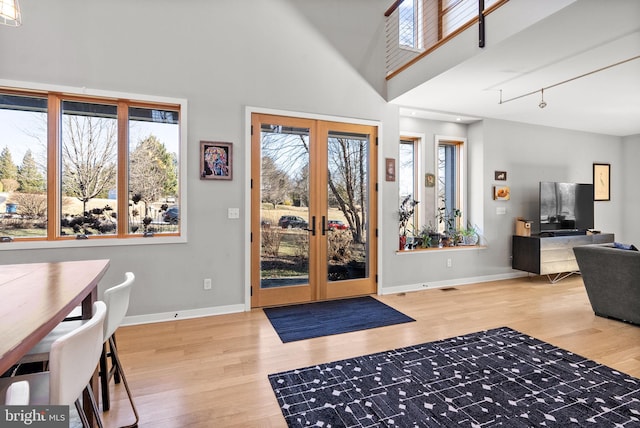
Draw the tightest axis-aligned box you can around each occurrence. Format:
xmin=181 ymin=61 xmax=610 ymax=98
xmin=0 ymin=88 xmax=182 ymax=242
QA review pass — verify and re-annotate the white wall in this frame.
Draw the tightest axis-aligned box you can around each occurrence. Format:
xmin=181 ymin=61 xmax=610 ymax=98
xmin=622 ymin=134 xmax=640 ymax=243
xmin=0 ymin=0 xmax=631 ymax=320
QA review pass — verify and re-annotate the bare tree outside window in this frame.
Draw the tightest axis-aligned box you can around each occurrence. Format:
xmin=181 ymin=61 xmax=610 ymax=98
xmin=61 ymin=114 xmax=117 ymax=216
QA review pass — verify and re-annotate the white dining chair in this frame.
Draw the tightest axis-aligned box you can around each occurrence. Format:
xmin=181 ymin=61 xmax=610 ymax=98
xmin=0 ymin=301 xmax=107 ymax=428
xmin=100 ymin=272 xmax=139 ymax=427
xmin=16 ymin=272 xmax=139 ymax=427
xmin=4 ymin=380 xmax=29 ymax=405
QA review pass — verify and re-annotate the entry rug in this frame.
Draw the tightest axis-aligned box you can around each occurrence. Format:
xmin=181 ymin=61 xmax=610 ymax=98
xmin=264 ymin=296 xmax=415 ymax=343
xmin=268 ymin=326 xmax=640 ymax=427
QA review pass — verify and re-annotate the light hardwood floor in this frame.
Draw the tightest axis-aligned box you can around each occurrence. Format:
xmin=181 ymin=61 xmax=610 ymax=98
xmin=102 ymin=275 xmax=640 ymax=427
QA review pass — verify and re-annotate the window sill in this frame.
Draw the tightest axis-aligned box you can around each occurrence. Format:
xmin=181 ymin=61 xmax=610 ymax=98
xmin=0 ymin=235 xmax=187 ymax=251
xmin=396 ymin=245 xmax=486 ymax=255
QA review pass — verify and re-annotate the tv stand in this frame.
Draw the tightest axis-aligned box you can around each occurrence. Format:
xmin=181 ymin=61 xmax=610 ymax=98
xmin=539 ymin=230 xmax=587 ymax=237
xmin=512 ymin=233 xmax=614 ymax=283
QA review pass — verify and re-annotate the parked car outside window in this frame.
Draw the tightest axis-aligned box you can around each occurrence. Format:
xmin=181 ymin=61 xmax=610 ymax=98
xmin=164 ymin=206 xmax=179 ymax=224
xmin=327 ymin=220 xmax=348 ymax=230
xmin=278 ymin=215 xmax=308 ymax=229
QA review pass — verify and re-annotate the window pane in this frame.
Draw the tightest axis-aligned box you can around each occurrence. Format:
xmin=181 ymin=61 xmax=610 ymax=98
xmin=128 ymin=106 xmax=180 ymax=235
xmin=399 ymin=139 xmax=417 ymax=233
xmin=438 ymin=143 xmax=459 ymax=234
xmin=399 ymin=0 xmax=416 ymax=47
xmin=0 ymin=94 xmax=48 ymax=238
xmin=61 ymin=101 xmax=118 ymax=237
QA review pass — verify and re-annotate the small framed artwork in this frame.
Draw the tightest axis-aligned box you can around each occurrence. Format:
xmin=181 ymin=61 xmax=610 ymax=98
xmin=493 ymin=185 xmax=510 ymax=200
xmin=494 ymin=171 xmax=507 ymax=181
xmin=200 ymin=141 xmax=232 ymax=180
xmin=593 ymin=163 xmax=610 ymax=201
xmin=425 ymin=173 xmax=435 ymax=188
xmin=385 ymin=158 xmax=396 ymax=181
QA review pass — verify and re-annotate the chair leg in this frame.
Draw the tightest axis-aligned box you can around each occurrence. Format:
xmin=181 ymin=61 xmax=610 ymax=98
xmin=99 ymin=342 xmax=110 ymax=411
xmin=111 ymin=333 xmax=121 ymax=384
xmin=75 ymin=399 xmax=90 ymax=428
xmin=85 ymin=384 xmax=105 ymax=428
xmin=109 ymin=335 xmax=140 ymax=428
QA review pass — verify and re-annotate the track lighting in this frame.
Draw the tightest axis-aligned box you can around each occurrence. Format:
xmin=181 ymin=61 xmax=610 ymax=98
xmin=499 ymin=55 xmax=640 ymax=108
xmin=538 ymin=89 xmax=547 ymax=109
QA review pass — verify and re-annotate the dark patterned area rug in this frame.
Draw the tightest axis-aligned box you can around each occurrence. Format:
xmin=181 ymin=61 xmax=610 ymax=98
xmin=268 ymin=327 xmax=640 ymax=427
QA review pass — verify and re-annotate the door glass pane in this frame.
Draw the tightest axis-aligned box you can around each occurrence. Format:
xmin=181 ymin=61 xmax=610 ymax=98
xmin=128 ymin=107 xmax=180 ymax=235
xmin=61 ymin=101 xmax=118 ymax=237
xmin=260 ymin=124 xmax=310 ymax=288
xmin=0 ymin=94 xmax=48 ymax=238
xmin=326 ymin=131 xmax=369 ymax=282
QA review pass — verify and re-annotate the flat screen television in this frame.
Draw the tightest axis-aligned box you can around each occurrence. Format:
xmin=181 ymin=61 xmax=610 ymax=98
xmin=539 ymin=182 xmax=594 ymax=233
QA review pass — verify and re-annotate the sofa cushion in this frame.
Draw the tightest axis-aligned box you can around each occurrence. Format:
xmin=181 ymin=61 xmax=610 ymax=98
xmin=613 ymin=242 xmax=638 ymax=251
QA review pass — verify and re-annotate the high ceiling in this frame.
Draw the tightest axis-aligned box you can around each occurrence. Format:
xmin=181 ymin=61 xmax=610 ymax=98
xmin=390 ymin=0 xmax=640 ymax=137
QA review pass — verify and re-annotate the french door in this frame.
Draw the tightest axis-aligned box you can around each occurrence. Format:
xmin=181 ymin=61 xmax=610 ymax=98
xmin=251 ymin=113 xmax=377 ymax=307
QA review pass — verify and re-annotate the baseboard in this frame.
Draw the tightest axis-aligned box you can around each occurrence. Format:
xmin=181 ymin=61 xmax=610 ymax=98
xmin=121 ymin=272 xmax=528 ymax=325
xmin=379 ymin=271 xmax=529 ymax=295
xmin=121 ymin=303 xmax=246 ymax=326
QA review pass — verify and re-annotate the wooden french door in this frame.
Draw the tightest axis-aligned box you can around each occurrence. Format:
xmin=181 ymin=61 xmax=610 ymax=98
xmin=251 ymin=114 xmax=377 ymax=307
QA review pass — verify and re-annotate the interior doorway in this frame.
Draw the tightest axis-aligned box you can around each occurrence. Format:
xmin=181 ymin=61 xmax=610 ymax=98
xmin=250 ymin=113 xmax=378 ymax=307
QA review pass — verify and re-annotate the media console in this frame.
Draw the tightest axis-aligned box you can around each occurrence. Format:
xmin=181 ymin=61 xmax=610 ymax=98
xmin=512 ymin=233 xmax=614 ymax=283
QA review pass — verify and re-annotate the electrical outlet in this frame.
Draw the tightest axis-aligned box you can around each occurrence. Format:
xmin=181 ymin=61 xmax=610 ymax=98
xmin=446 ymin=258 xmax=452 ymax=268
xmin=203 ymin=278 xmax=212 ymax=290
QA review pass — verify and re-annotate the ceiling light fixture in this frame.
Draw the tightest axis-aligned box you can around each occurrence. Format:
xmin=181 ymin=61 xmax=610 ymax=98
xmin=538 ymin=89 xmax=547 ymax=109
xmin=499 ymin=54 xmax=640 ymax=107
xmin=0 ymin=0 xmax=21 ymax=26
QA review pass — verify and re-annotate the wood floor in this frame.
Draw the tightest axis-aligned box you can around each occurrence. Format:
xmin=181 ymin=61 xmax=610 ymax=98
xmin=101 ymin=275 xmax=640 ymax=427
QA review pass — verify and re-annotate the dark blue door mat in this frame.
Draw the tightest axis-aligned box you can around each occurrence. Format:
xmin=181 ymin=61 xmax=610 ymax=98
xmin=269 ymin=326 xmax=640 ymax=427
xmin=263 ymin=296 xmax=415 ymax=343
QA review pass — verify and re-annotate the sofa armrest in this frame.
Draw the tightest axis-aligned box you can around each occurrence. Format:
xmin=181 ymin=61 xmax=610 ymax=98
xmin=573 ymin=244 xmax=640 ymax=325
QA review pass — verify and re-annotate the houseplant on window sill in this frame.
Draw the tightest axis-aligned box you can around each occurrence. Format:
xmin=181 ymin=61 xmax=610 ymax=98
xmin=437 ymin=203 xmax=461 ymax=247
xmin=398 ymin=195 xmax=419 ymax=250
xmin=457 ymin=224 xmax=479 ymax=246
xmin=418 ymin=223 xmax=441 ymax=248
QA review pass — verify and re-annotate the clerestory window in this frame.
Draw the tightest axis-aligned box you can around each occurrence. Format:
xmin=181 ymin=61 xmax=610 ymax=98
xmin=0 ymin=87 xmax=183 ymax=244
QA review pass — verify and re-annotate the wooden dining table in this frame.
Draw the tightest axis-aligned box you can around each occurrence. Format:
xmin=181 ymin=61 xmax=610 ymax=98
xmin=0 ymin=259 xmax=110 ymax=425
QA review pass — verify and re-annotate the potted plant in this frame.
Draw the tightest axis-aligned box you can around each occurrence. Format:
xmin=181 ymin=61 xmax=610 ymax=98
xmin=419 ymin=223 xmax=441 ymax=248
xmin=437 ymin=201 xmax=461 ymax=246
xmin=398 ymin=195 xmax=419 ymax=250
xmin=458 ymin=224 xmax=479 ymax=246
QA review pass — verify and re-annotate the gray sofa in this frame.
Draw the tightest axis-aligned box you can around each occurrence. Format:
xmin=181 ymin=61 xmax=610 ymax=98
xmin=573 ymin=244 xmax=640 ymax=325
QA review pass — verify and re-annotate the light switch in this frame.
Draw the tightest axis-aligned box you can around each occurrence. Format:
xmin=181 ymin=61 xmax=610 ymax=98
xmin=228 ymin=208 xmax=240 ymax=219
xmin=496 ymin=206 xmax=506 ymax=215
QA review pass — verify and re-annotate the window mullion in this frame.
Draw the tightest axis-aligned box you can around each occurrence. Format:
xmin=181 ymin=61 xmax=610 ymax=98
xmin=117 ymin=102 xmax=129 ymax=237
xmin=47 ymin=93 xmax=61 ymax=240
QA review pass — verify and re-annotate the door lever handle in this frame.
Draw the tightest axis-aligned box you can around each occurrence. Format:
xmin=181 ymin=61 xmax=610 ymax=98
xmin=304 ymin=216 xmax=316 ymax=236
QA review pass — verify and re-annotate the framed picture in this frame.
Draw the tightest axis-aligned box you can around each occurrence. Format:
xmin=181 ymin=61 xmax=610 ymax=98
xmin=593 ymin=163 xmax=610 ymax=201
xmin=200 ymin=141 xmax=232 ymax=180
xmin=493 ymin=185 xmax=510 ymax=200
xmin=494 ymin=171 xmax=507 ymax=181
xmin=385 ymin=158 xmax=396 ymax=181
xmin=425 ymin=173 xmax=435 ymax=188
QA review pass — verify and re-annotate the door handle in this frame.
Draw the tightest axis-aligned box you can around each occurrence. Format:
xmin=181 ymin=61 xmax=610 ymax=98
xmin=304 ymin=216 xmax=316 ymax=236
xmin=322 ymin=216 xmax=328 ymax=236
